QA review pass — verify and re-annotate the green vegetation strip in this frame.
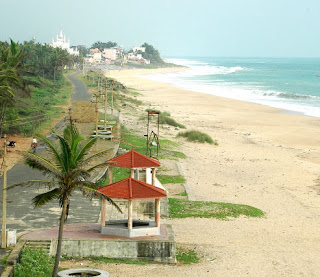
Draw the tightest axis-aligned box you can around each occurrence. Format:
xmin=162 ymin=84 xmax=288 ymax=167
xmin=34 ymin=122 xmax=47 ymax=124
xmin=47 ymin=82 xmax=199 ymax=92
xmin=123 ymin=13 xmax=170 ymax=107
xmin=176 ymin=247 xmax=200 ymax=265
xmin=177 ymin=130 xmax=218 ymax=145
xmin=14 ymin=247 xmax=54 ymax=277
xmin=169 ymin=198 xmax=264 ymax=219
xmin=157 ymin=174 xmax=185 ymax=184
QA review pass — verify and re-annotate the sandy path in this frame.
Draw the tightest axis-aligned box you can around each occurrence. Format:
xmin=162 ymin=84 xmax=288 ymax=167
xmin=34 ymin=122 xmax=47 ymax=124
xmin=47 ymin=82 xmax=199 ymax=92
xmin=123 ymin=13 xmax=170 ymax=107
xmin=88 ymin=68 xmax=320 ymax=276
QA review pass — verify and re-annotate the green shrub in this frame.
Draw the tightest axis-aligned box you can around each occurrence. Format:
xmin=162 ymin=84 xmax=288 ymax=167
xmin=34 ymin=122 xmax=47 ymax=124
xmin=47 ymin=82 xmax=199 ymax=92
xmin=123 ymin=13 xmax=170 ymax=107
xmin=159 ymin=114 xmax=186 ymax=129
xmin=169 ymin=198 xmax=264 ymax=219
xmin=157 ymin=174 xmax=185 ymax=184
xmin=14 ymin=247 xmax=54 ymax=277
xmin=177 ymin=130 xmax=217 ymax=145
xmin=176 ymin=247 xmax=199 ymax=264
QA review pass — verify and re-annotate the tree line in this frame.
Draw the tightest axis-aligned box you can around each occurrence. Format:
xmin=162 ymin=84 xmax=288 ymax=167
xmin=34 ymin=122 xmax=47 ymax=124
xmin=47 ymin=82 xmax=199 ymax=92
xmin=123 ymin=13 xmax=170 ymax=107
xmin=0 ymin=39 xmax=82 ymax=136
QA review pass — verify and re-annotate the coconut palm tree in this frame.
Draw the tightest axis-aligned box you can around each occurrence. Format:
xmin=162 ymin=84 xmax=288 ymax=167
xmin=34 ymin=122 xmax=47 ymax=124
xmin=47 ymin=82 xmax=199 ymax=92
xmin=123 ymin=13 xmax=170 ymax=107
xmin=0 ymin=39 xmax=32 ymax=136
xmin=8 ymin=123 xmax=119 ymax=276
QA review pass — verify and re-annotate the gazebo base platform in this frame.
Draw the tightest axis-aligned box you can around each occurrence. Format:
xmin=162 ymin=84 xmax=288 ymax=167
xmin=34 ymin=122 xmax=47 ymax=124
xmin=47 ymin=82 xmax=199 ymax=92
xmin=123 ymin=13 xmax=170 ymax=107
xmin=101 ymin=219 xmax=160 ymax=237
xmin=22 ymin=223 xmax=177 ymax=264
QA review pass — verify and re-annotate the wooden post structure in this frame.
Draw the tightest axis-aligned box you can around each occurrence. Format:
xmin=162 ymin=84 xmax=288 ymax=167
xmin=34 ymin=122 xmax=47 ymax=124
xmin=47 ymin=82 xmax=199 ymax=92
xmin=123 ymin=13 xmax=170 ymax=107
xmin=94 ymin=94 xmax=99 ymax=136
xmin=104 ymin=78 xmax=108 ymax=131
xmin=111 ymin=81 xmax=114 ymax=115
xmin=1 ymin=135 xmax=7 ymax=248
xmin=152 ymin=168 xmax=156 ymax=186
xmin=128 ymin=200 xmax=133 ymax=230
xmin=155 ymin=199 xmax=160 ymax=227
xmin=101 ymin=198 xmax=106 ymax=227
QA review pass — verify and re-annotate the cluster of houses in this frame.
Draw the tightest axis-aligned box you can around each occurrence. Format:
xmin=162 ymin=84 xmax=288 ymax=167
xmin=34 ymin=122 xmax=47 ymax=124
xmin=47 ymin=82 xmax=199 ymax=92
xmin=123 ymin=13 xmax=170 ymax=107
xmin=50 ymin=28 xmax=151 ymax=66
xmin=85 ymin=45 xmax=150 ymax=66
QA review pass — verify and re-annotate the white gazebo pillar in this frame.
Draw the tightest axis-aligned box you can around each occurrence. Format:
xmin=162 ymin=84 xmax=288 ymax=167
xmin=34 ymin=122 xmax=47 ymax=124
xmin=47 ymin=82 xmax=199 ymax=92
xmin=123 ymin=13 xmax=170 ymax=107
xmin=101 ymin=198 xmax=106 ymax=227
xmin=131 ymin=168 xmax=134 ymax=178
xmin=128 ymin=199 xmax=133 ymax=230
xmin=155 ymin=198 xmax=160 ymax=227
xmin=152 ymin=168 xmax=156 ymax=186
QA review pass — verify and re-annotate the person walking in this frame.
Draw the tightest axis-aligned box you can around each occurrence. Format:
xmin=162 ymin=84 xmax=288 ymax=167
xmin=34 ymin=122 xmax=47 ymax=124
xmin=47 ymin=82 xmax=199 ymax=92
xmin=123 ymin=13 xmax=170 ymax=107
xmin=31 ymin=137 xmax=37 ymax=153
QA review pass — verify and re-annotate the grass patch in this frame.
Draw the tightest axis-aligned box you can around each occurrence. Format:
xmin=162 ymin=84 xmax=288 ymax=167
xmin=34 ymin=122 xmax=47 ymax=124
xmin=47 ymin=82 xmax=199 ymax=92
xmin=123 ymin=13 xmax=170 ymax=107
xmin=169 ymin=198 xmax=264 ymax=219
xmin=14 ymin=247 xmax=54 ymax=277
xmin=157 ymin=174 xmax=185 ymax=184
xmin=176 ymin=247 xmax=200 ymax=265
xmin=177 ymin=130 xmax=218 ymax=145
xmin=120 ymin=125 xmax=186 ymax=160
xmin=110 ymin=167 xmax=131 ymax=183
xmin=176 ymin=191 xmax=188 ymax=197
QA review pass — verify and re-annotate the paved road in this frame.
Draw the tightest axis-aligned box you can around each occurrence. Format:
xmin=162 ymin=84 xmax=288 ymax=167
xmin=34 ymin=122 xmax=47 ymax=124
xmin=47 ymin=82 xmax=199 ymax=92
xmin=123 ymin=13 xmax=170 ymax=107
xmin=68 ymin=71 xmax=91 ymax=102
xmin=0 ymin=72 xmax=101 ymax=234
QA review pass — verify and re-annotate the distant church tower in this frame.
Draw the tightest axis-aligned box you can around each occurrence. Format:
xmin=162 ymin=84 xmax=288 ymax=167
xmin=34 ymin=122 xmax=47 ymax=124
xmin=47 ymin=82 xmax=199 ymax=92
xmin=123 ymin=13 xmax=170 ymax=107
xmin=51 ymin=28 xmax=79 ymax=56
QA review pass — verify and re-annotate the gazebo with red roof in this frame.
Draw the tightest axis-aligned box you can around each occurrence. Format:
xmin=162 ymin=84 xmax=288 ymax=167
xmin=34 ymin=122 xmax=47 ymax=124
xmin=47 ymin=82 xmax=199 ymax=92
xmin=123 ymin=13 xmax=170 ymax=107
xmin=107 ymin=149 xmax=160 ymax=183
xmin=98 ymin=149 xmax=166 ymax=237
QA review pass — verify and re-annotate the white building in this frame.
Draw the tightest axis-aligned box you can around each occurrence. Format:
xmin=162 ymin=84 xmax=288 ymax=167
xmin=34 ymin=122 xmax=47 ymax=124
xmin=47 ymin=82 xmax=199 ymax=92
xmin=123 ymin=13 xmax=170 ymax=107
xmin=133 ymin=46 xmax=146 ymax=53
xmin=51 ymin=29 xmax=79 ymax=56
xmin=102 ymin=48 xmax=117 ymax=61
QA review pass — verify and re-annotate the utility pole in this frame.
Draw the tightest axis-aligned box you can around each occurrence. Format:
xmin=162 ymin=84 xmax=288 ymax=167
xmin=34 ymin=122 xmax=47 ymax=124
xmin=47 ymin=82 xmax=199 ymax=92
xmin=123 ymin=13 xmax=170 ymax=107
xmin=1 ymin=135 xmax=8 ymax=248
xmin=104 ymin=78 xmax=108 ymax=131
xmin=111 ymin=81 xmax=114 ymax=115
xmin=82 ymin=59 xmax=84 ymax=75
xmin=97 ymin=74 xmax=100 ymax=95
xmin=94 ymin=94 xmax=99 ymax=135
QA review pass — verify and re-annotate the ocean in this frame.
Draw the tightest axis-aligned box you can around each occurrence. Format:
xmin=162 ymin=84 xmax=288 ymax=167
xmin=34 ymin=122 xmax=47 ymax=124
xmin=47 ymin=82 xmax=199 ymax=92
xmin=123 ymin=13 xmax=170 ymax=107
xmin=141 ymin=57 xmax=320 ymax=117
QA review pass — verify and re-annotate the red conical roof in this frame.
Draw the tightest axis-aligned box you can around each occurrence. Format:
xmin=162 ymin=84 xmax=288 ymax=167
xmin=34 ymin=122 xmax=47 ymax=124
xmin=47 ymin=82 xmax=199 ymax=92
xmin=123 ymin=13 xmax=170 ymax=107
xmin=107 ymin=149 xmax=160 ymax=168
xmin=97 ymin=177 xmax=166 ymax=200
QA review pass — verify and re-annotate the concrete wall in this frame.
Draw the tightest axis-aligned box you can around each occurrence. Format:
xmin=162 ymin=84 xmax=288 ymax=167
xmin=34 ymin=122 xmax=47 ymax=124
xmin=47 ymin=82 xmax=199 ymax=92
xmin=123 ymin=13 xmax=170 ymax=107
xmin=53 ymin=239 xmax=176 ymax=264
xmin=51 ymin=225 xmax=176 ymax=264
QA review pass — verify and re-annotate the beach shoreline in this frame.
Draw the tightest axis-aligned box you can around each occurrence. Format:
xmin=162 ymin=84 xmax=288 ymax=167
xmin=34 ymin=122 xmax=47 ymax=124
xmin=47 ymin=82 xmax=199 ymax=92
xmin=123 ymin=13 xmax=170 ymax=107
xmin=103 ymin=67 xmax=320 ymax=276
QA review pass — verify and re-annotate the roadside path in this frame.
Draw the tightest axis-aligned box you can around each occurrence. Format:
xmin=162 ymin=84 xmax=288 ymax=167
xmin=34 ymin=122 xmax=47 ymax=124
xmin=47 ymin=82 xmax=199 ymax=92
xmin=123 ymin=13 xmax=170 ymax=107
xmin=0 ymin=72 xmax=100 ymax=234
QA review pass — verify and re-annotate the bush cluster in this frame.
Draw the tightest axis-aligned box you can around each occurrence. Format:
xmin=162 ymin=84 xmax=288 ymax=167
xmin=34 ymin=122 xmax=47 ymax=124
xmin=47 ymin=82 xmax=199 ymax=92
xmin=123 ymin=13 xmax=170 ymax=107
xmin=177 ymin=130 xmax=217 ymax=145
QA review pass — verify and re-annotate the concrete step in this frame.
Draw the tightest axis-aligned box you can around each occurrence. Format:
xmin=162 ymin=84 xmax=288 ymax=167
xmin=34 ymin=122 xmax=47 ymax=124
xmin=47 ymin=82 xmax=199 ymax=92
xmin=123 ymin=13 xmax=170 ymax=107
xmin=25 ymin=240 xmax=52 ymax=253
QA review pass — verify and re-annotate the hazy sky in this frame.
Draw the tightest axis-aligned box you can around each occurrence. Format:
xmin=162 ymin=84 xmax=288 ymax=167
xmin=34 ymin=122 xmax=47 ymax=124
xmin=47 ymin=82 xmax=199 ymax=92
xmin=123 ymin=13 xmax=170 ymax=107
xmin=1 ymin=0 xmax=319 ymax=57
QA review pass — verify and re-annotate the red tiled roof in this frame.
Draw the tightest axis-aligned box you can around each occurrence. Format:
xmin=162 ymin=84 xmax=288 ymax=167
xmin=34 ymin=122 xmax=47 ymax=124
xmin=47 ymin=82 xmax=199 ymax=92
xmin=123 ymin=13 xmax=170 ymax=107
xmin=107 ymin=149 xmax=160 ymax=168
xmin=97 ymin=177 xmax=166 ymax=200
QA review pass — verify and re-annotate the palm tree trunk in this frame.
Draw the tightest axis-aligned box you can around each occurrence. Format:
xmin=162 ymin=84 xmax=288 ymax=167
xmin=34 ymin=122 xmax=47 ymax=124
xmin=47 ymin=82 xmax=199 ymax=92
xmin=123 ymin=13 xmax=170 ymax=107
xmin=0 ymin=102 xmax=7 ymax=138
xmin=52 ymin=197 xmax=68 ymax=277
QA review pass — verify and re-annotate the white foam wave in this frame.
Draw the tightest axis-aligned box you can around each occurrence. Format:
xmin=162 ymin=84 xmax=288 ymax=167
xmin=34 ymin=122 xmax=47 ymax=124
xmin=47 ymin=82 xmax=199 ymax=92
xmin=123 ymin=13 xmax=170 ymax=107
xmin=138 ymin=58 xmax=320 ymax=118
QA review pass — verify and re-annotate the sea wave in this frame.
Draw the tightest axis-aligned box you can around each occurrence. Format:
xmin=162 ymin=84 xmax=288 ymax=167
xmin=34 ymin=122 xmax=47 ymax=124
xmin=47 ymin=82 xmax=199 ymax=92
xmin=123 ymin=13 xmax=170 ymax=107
xmin=165 ymin=58 xmax=247 ymax=76
xmin=139 ymin=58 xmax=320 ymax=118
xmin=261 ymin=91 xmax=317 ymax=100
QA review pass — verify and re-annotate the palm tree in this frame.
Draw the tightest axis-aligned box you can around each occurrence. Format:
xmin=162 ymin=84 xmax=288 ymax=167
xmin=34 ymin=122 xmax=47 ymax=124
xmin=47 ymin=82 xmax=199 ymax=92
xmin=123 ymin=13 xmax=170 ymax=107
xmin=0 ymin=39 xmax=32 ymax=136
xmin=9 ymin=123 xmax=119 ymax=276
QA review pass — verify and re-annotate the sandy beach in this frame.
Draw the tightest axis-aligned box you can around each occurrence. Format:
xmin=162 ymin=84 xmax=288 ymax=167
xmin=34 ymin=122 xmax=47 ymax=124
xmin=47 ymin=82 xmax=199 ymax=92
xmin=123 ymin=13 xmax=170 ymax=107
xmin=89 ymin=68 xmax=320 ymax=276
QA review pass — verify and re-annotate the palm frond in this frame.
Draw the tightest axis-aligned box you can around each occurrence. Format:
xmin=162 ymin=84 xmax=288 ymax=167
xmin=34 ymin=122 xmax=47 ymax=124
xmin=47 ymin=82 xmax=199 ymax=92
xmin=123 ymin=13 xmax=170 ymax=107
xmin=77 ymin=184 xmax=122 ymax=213
xmin=19 ymin=150 xmax=62 ymax=178
xmin=86 ymin=161 xmax=111 ymax=173
xmin=74 ymin=137 xmax=97 ymax=164
xmin=55 ymin=133 xmax=72 ymax=172
xmin=81 ymin=148 xmax=111 ymax=165
xmin=7 ymin=180 xmax=59 ymax=190
xmin=32 ymin=188 xmax=60 ymax=207
xmin=35 ymin=134 xmax=66 ymax=172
